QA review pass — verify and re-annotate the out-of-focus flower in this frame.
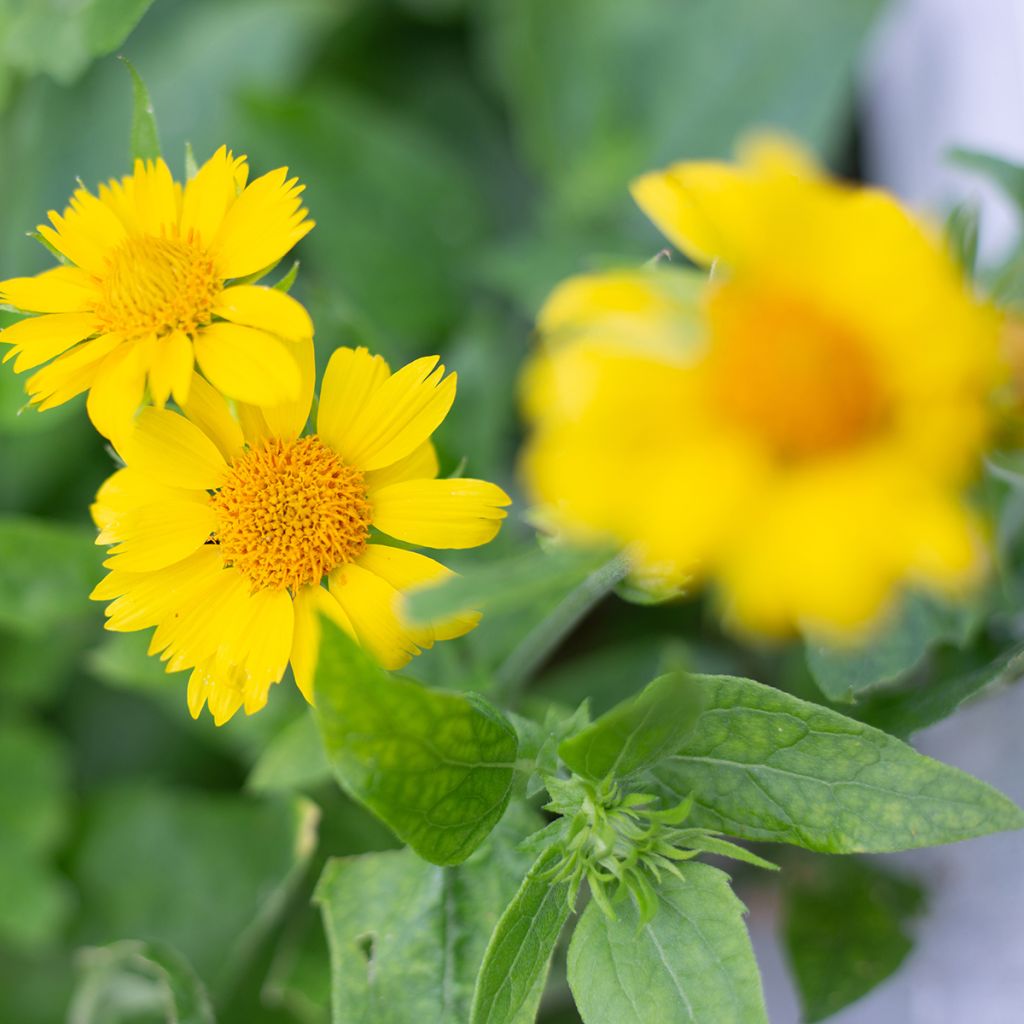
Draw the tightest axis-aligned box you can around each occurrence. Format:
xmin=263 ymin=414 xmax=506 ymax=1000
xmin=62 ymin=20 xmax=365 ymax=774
xmin=90 ymin=342 xmax=510 ymax=724
xmin=522 ymin=136 xmax=1001 ymax=639
xmin=0 ymin=148 xmax=313 ymax=439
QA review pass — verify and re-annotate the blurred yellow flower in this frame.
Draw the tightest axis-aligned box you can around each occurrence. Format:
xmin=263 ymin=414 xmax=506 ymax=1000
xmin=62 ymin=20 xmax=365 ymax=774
xmin=90 ymin=343 xmax=510 ymax=724
xmin=522 ymin=136 xmax=1001 ymax=639
xmin=0 ymin=148 xmax=313 ymax=439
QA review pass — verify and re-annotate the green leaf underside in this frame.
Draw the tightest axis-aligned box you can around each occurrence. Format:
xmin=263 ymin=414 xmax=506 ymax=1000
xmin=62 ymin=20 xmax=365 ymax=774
xmin=314 ymin=617 xmax=518 ymax=866
xmin=70 ymin=940 xmax=215 ymax=1024
xmin=122 ymin=57 xmax=161 ymax=162
xmin=805 ymin=594 xmax=971 ymax=702
xmin=470 ymin=846 xmax=573 ymax=1024
xmin=783 ymin=858 xmax=925 ymax=1023
xmin=650 ymin=674 xmax=1024 ymax=853
xmin=315 ymin=811 xmax=536 ymax=1024
xmin=559 ymin=671 xmax=704 ymax=781
xmin=567 ymin=864 xmax=767 ymax=1024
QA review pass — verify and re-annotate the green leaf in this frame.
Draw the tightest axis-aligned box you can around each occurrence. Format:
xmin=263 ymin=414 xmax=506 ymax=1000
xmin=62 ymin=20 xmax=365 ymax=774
xmin=71 ymin=785 xmax=317 ymax=996
xmin=314 ymin=617 xmax=517 ymax=866
xmin=559 ymin=671 xmax=704 ymax=781
xmin=805 ymin=594 xmax=972 ymax=702
xmin=858 ymin=642 xmax=1024 ymax=738
xmin=247 ymin=710 xmax=331 ymax=795
xmin=121 ymin=57 xmax=161 ymax=162
xmin=470 ymin=846 xmax=573 ymax=1024
xmin=567 ymin=864 xmax=767 ymax=1024
xmin=945 ymin=200 xmax=980 ymax=275
xmin=69 ymin=940 xmax=215 ymax=1024
xmin=783 ymin=857 xmax=925 ymax=1023
xmin=406 ymin=543 xmax=612 ymax=626
xmin=0 ymin=517 xmax=101 ymax=635
xmin=650 ymin=674 xmax=1024 ymax=852
xmin=0 ymin=719 xmax=72 ymax=950
xmin=951 ymin=148 xmax=1024 ymax=210
xmin=314 ymin=809 xmax=537 ymax=1024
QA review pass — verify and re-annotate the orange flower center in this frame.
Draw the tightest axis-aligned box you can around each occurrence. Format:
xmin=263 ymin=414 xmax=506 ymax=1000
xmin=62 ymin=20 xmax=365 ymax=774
xmin=211 ymin=436 xmax=372 ymax=592
xmin=94 ymin=235 xmax=221 ymax=338
xmin=708 ymin=282 xmax=886 ymax=459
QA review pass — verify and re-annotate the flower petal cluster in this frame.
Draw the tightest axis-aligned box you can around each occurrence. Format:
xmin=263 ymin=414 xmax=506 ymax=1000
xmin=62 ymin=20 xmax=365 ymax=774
xmin=91 ymin=342 xmax=510 ymax=724
xmin=1 ymin=148 xmax=314 ymax=439
xmin=522 ymin=136 xmax=1002 ymax=638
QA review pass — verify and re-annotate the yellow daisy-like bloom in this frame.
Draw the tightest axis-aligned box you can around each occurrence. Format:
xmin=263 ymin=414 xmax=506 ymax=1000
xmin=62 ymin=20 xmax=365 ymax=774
xmin=90 ymin=342 xmax=511 ymax=724
xmin=0 ymin=148 xmax=314 ymax=439
xmin=522 ymin=136 xmax=1002 ymax=639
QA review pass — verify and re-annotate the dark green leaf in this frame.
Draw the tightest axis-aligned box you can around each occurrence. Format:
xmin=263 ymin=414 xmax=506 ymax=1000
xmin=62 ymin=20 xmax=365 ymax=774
xmin=314 ymin=809 xmax=537 ymax=1024
xmin=314 ymin=617 xmax=517 ymax=866
xmin=783 ymin=857 xmax=925 ymax=1023
xmin=69 ymin=940 xmax=215 ymax=1024
xmin=121 ymin=58 xmax=161 ymax=162
xmin=247 ymin=711 xmax=331 ymax=795
xmin=0 ymin=517 xmax=101 ymax=635
xmin=559 ymin=671 xmax=704 ymax=781
xmin=567 ymin=864 xmax=767 ymax=1024
xmin=470 ymin=846 xmax=573 ymax=1024
xmin=805 ymin=595 xmax=972 ymax=702
xmin=651 ymin=674 xmax=1024 ymax=852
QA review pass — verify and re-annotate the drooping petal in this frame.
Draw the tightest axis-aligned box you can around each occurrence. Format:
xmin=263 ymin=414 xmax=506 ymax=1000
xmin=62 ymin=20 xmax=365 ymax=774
xmin=193 ymin=321 xmax=300 ymax=406
xmin=0 ymin=266 xmax=95 ymax=313
xmin=290 ymin=584 xmax=356 ymax=704
xmin=86 ymin=342 xmax=149 ymax=441
xmin=118 ymin=407 xmax=229 ymax=489
xmin=214 ymin=285 xmax=313 ymax=341
xmin=370 ymin=478 xmax=510 ymax=549
xmin=147 ymin=330 xmax=194 ymax=407
xmin=1 ymin=312 xmax=99 ymax=372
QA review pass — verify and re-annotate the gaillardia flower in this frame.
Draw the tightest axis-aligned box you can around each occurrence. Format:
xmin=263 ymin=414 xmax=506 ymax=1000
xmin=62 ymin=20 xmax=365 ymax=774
xmin=522 ymin=136 xmax=1001 ymax=639
xmin=91 ymin=343 xmax=510 ymax=724
xmin=0 ymin=148 xmax=313 ymax=439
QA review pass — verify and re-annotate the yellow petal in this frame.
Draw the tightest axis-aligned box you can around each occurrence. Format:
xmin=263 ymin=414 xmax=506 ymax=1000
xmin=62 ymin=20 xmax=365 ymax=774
xmin=181 ymin=372 xmax=245 ymax=461
xmin=187 ymin=659 xmax=244 ymax=725
xmin=317 ymin=345 xmax=391 ymax=452
xmin=290 ymin=584 xmax=355 ymax=704
xmin=363 ymin=441 xmax=439 ymax=492
xmin=356 ymin=544 xmax=480 ymax=642
xmin=214 ymin=285 xmax=313 ymax=341
xmin=1 ymin=312 xmax=99 ymax=372
xmin=92 ymin=467 xmax=207 ymax=543
xmin=324 ymin=354 xmax=456 ymax=472
xmin=86 ymin=343 xmax=148 ymax=441
xmin=218 ymin=587 xmax=295 ymax=709
xmin=0 ymin=267 xmax=95 ymax=313
xmin=37 ymin=186 xmax=128 ymax=274
xmin=235 ymin=334 xmax=315 ymax=442
xmin=215 ymin=167 xmax=314 ymax=279
xmin=128 ymin=158 xmax=181 ymax=236
xmin=147 ymin=330 xmax=194 ymax=407
xmin=370 ymin=478 xmax=510 ymax=549
xmin=328 ymin=562 xmax=421 ymax=670
xmin=26 ymin=333 xmax=121 ymax=410
xmin=118 ymin=407 xmax=228 ymax=489
xmin=180 ymin=146 xmax=249 ymax=248
xmin=104 ymin=499 xmax=217 ymax=572
xmin=193 ymin=321 xmax=300 ymax=405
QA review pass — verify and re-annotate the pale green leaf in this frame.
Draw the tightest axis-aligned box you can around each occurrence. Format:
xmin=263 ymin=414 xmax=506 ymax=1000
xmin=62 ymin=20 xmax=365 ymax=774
xmin=559 ymin=671 xmax=703 ymax=781
xmin=651 ymin=674 xmax=1024 ymax=852
xmin=470 ymin=846 xmax=573 ymax=1024
xmin=247 ymin=711 xmax=331 ymax=795
xmin=567 ymin=864 xmax=767 ymax=1024
xmin=314 ymin=617 xmax=517 ymax=865
xmin=121 ymin=58 xmax=161 ymax=162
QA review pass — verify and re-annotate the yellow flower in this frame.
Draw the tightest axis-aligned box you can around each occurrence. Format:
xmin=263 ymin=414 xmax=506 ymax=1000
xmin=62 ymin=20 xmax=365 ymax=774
xmin=0 ymin=148 xmax=314 ymax=439
xmin=522 ymin=136 xmax=1001 ymax=639
xmin=90 ymin=342 xmax=511 ymax=724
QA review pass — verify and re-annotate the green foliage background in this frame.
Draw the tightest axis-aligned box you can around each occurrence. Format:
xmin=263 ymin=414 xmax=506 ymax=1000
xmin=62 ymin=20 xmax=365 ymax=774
xmin=5 ymin=1 xmax=1021 ymax=1021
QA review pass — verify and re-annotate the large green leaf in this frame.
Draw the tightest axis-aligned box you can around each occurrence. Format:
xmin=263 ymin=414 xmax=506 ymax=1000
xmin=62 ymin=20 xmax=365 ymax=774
xmin=0 ymin=517 xmax=101 ymax=635
xmin=559 ymin=671 xmax=703 ymax=781
xmin=71 ymin=785 xmax=317 ymax=995
xmin=783 ymin=857 xmax=925 ymax=1023
xmin=470 ymin=846 xmax=572 ymax=1024
xmin=650 ymin=674 xmax=1024 ymax=852
xmin=314 ymin=809 xmax=536 ymax=1024
xmin=314 ymin=618 xmax=517 ymax=866
xmin=567 ymin=864 xmax=767 ymax=1024
xmin=0 ymin=719 xmax=71 ymax=950
xmin=68 ymin=940 xmax=215 ymax=1024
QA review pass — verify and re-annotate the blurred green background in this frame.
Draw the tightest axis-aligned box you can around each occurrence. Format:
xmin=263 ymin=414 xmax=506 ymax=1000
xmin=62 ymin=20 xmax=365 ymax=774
xmin=0 ymin=1 xmax=896 ymax=1020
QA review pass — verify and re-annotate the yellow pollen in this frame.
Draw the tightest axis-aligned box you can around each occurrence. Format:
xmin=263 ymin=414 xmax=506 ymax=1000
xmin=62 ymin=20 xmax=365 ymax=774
xmin=94 ymin=235 xmax=221 ymax=338
xmin=211 ymin=436 xmax=372 ymax=592
xmin=708 ymin=281 xmax=887 ymax=459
